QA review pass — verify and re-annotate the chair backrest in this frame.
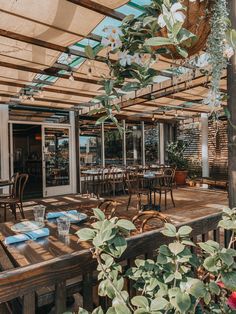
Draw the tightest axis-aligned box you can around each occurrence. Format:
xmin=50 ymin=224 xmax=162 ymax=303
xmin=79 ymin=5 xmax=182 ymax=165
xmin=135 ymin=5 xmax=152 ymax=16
xmin=124 ymin=171 xmax=139 ymax=194
xmin=98 ymin=199 xmax=119 ymax=219
xmin=10 ymin=172 xmax=19 ymax=198
xmin=132 ymin=211 xmax=170 ymax=233
xmin=15 ymin=174 xmax=29 ymax=201
xmin=163 ymin=168 xmax=175 ymax=188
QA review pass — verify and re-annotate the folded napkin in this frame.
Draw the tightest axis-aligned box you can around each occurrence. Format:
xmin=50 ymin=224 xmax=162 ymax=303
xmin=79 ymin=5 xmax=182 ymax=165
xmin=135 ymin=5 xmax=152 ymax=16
xmin=46 ymin=210 xmax=77 ymax=219
xmin=5 ymin=228 xmax=50 ymax=245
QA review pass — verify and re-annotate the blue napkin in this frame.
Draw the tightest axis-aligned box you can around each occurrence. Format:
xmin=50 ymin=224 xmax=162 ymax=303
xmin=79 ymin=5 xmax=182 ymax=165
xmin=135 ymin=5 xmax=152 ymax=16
xmin=46 ymin=210 xmax=77 ymax=219
xmin=5 ymin=228 xmax=50 ymax=245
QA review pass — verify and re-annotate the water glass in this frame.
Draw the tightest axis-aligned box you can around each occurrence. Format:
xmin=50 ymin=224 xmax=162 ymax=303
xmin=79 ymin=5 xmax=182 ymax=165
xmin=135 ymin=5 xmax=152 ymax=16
xmin=57 ymin=216 xmax=70 ymax=236
xmin=33 ymin=205 xmax=46 ymax=225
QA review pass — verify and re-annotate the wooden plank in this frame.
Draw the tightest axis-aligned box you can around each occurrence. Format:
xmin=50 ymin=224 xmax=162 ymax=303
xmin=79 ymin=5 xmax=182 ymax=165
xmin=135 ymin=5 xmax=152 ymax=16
xmin=82 ymin=272 xmax=94 ymax=312
xmin=0 ymin=61 xmax=101 ymax=86
xmin=0 ymin=213 xmax=222 ymax=303
xmin=23 ymin=292 xmax=35 ymax=314
xmin=0 ymin=79 xmax=97 ymax=98
xmin=55 ymin=281 xmax=67 ymax=314
xmin=0 ymin=8 xmax=101 ymax=42
xmin=67 ymin=0 xmax=125 ymax=21
xmin=228 ymin=0 xmax=236 ymax=208
xmin=0 ymin=29 xmax=108 ymax=65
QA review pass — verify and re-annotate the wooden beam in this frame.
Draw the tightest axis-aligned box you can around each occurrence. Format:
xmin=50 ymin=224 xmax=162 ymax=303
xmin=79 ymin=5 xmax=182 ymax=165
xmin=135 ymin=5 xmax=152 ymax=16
xmin=166 ymin=95 xmax=203 ymax=103
xmin=0 ymin=92 xmax=90 ymax=107
xmin=0 ymin=8 xmax=101 ymax=42
xmin=0 ymin=61 xmax=101 ymax=85
xmin=67 ymin=0 xmax=125 ymax=21
xmin=228 ymin=0 xmax=236 ymax=208
xmin=0 ymin=80 xmax=97 ymax=98
xmin=0 ymin=29 xmax=108 ymax=64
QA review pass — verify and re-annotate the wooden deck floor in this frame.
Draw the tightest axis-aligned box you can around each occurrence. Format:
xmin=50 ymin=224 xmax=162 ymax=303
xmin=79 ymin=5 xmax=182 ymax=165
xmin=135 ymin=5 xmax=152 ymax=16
xmin=12 ymin=186 xmax=228 ymax=225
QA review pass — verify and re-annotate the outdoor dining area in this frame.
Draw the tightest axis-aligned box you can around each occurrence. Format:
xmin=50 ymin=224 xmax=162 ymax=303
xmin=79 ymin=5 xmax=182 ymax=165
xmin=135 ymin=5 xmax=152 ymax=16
xmin=0 ymin=0 xmax=236 ymax=313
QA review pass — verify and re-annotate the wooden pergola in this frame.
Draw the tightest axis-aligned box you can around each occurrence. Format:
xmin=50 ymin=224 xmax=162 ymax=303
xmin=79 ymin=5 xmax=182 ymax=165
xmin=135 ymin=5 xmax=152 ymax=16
xmin=0 ymin=0 xmax=226 ymax=123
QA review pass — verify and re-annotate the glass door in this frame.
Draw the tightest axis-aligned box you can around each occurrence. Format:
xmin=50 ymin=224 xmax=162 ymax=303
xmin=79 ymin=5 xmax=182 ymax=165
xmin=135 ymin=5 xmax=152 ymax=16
xmin=42 ymin=126 xmax=71 ymax=197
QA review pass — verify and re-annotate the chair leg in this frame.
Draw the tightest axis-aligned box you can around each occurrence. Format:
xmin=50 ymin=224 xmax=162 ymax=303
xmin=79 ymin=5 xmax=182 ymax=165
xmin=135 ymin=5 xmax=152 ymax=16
xmin=4 ymin=204 xmax=6 ymax=222
xmin=159 ymin=191 xmax=162 ymax=206
xmin=164 ymin=191 xmax=167 ymax=210
xmin=170 ymin=190 xmax=175 ymax=207
xmin=127 ymin=194 xmax=132 ymax=211
xmin=18 ymin=202 xmax=25 ymax=219
xmin=137 ymin=194 xmax=142 ymax=211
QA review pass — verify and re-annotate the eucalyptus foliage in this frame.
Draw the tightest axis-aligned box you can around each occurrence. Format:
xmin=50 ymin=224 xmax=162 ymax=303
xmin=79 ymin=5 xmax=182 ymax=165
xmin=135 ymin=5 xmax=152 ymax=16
xmin=76 ymin=207 xmax=236 ymax=314
xmin=83 ymin=0 xmax=236 ymax=125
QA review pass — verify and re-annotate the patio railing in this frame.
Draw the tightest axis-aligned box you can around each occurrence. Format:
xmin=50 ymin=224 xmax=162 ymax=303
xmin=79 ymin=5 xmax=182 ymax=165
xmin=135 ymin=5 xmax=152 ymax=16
xmin=0 ymin=212 xmax=223 ymax=314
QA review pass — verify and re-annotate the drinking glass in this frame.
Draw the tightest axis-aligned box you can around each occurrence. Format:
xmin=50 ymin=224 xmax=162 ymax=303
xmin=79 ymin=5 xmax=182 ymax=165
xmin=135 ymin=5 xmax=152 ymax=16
xmin=33 ymin=205 xmax=46 ymax=225
xmin=57 ymin=216 xmax=70 ymax=236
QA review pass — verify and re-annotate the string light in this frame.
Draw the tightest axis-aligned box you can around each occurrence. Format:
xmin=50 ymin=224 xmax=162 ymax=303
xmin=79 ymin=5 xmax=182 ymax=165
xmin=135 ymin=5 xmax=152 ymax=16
xmin=88 ymin=67 xmax=92 ymax=77
xmin=67 ymin=53 xmax=73 ymax=64
xmin=69 ymin=71 xmax=74 ymax=81
xmin=30 ymin=95 xmax=35 ymax=102
xmin=152 ymin=114 xmax=155 ymax=121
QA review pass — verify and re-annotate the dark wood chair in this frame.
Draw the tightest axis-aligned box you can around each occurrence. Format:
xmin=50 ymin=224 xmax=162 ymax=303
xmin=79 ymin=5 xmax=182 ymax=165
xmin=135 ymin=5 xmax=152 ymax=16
xmin=153 ymin=168 xmax=175 ymax=210
xmin=0 ymin=173 xmax=29 ymax=221
xmin=0 ymin=172 xmax=19 ymax=199
xmin=124 ymin=171 xmax=150 ymax=211
xmin=132 ymin=210 xmax=170 ymax=233
xmin=98 ymin=199 xmax=121 ymax=219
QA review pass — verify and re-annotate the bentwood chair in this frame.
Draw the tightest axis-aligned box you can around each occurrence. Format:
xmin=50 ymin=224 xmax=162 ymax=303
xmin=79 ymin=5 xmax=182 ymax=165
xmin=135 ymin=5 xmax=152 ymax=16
xmin=132 ymin=210 xmax=170 ymax=233
xmin=153 ymin=168 xmax=175 ymax=210
xmin=0 ymin=173 xmax=29 ymax=221
xmin=98 ymin=199 xmax=120 ymax=219
xmin=0 ymin=172 xmax=19 ymax=199
xmin=124 ymin=171 xmax=150 ymax=211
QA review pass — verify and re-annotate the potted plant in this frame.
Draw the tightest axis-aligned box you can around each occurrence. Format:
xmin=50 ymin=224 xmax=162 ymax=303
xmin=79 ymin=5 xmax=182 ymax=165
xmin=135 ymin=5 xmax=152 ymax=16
xmin=166 ymin=140 xmax=189 ymax=185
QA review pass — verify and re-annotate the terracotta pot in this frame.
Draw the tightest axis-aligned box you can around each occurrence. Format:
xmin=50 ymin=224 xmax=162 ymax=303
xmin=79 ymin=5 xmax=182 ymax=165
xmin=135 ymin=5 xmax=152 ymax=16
xmin=154 ymin=0 xmax=213 ymax=59
xmin=175 ymin=170 xmax=188 ymax=185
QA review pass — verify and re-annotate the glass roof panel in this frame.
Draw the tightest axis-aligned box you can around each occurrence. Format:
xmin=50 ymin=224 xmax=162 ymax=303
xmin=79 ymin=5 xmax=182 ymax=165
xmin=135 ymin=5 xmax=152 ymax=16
xmin=92 ymin=17 xmax=121 ymax=36
xmin=116 ymin=4 xmax=143 ymax=16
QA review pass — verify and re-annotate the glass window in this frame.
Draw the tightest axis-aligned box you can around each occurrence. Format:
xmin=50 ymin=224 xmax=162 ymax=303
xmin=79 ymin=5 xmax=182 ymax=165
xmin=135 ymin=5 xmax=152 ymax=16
xmin=145 ymin=125 xmax=159 ymax=164
xmin=126 ymin=124 xmax=142 ymax=165
xmin=44 ymin=128 xmax=70 ymax=187
xmin=104 ymin=129 xmax=122 ymax=166
xmin=80 ymin=135 xmax=101 ymax=167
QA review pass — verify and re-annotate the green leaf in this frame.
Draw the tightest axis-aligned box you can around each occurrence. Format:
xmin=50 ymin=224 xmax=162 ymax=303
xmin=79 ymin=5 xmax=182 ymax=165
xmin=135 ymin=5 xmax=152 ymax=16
xmin=131 ymin=296 xmax=149 ymax=309
xmin=144 ymin=36 xmax=174 ymax=46
xmin=209 ymin=281 xmax=221 ymax=295
xmin=93 ymin=208 xmax=105 ymax=221
xmin=96 ymin=115 xmax=108 ymax=125
xmin=78 ymin=309 xmax=89 ymax=314
xmin=219 ymin=252 xmax=234 ymax=266
xmin=92 ymin=306 xmax=104 ymax=314
xmin=168 ymin=242 xmax=185 ymax=255
xmin=178 ymin=226 xmax=192 ymax=237
xmin=162 ymin=223 xmax=177 ymax=237
xmin=76 ymin=228 xmax=96 ymax=241
xmin=198 ymin=242 xmax=216 ymax=254
xmin=175 ymin=292 xmax=191 ymax=313
xmin=222 ymin=272 xmax=236 ymax=291
xmin=150 ymin=297 xmax=168 ymax=311
xmin=116 ymin=219 xmax=136 ymax=231
xmin=176 ymin=46 xmax=188 ymax=58
xmin=203 ymin=256 xmax=218 ymax=272
xmin=113 ymin=303 xmax=132 ymax=314
xmin=188 ymin=279 xmax=206 ymax=298
xmin=84 ymin=45 xmax=95 ymax=59
xmin=172 ymin=21 xmax=184 ymax=37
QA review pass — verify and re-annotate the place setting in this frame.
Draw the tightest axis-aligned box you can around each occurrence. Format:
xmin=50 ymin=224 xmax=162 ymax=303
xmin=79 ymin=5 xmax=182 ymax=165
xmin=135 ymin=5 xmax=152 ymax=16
xmin=4 ymin=205 xmax=88 ymax=245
